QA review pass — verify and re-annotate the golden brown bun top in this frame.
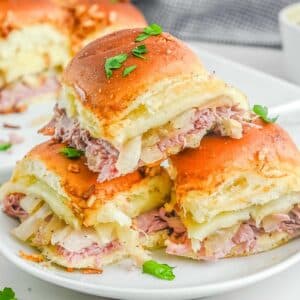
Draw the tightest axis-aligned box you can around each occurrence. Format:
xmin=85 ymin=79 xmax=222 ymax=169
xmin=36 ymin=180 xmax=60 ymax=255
xmin=0 ymin=0 xmax=71 ymax=37
xmin=0 ymin=0 xmax=146 ymax=46
xmin=171 ymin=120 xmax=300 ymax=191
xmin=63 ymin=28 xmax=204 ymax=123
xmin=26 ymin=140 xmax=144 ymax=205
xmin=60 ymin=0 xmax=147 ymax=52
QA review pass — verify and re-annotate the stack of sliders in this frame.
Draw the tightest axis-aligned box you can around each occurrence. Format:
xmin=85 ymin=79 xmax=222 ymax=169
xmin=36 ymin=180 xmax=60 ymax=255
xmin=2 ymin=25 xmax=299 ymax=279
xmin=0 ymin=0 xmax=146 ymax=113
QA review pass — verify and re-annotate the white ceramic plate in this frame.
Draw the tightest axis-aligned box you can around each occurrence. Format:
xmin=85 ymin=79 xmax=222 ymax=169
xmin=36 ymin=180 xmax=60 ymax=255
xmin=0 ymin=101 xmax=53 ymax=182
xmin=1 ymin=213 xmax=300 ymax=300
xmin=1 ymin=48 xmax=300 ymax=300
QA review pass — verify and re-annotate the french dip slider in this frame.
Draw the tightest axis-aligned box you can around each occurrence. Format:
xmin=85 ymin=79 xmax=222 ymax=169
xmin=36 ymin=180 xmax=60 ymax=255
xmin=41 ymin=26 xmax=251 ymax=182
xmin=0 ymin=0 xmax=146 ymax=113
xmin=0 ymin=141 xmax=171 ymax=269
xmin=0 ymin=0 xmax=70 ymax=113
xmin=149 ymin=121 xmax=300 ymax=260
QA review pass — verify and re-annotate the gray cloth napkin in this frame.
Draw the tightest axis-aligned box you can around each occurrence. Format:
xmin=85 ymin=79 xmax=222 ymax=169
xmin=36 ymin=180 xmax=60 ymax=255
xmin=133 ymin=0 xmax=298 ymax=47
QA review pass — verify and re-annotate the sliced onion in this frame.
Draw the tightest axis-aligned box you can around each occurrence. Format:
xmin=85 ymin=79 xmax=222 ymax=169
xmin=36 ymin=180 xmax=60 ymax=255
xmin=116 ymin=136 xmax=141 ymax=174
xmin=12 ymin=204 xmax=52 ymax=241
xmin=20 ymin=196 xmax=42 ymax=214
xmin=171 ymin=109 xmax=195 ymax=130
xmin=140 ymin=145 xmax=163 ymax=164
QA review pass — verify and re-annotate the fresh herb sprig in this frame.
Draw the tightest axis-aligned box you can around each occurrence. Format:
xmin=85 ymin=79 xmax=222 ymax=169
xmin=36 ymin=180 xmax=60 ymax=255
xmin=0 ymin=288 xmax=17 ymax=300
xmin=0 ymin=143 xmax=12 ymax=151
xmin=253 ymin=104 xmax=278 ymax=123
xmin=132 ymin=44 xmax=148 ymax=59
xmin=60 ymin=147 xmax=83 ymax=159
xmin=135 ymin=24 xmax=162 ymax=42
xmin=142 ymin=260 xmax=175 ymax=280
xmin=123 ymin=65 xmax=137 ymax=77
xmin=104 ymin=53 xmax=128 ymax=78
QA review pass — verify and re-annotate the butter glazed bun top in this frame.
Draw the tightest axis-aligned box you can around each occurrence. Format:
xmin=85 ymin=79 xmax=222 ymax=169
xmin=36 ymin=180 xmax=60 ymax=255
xmin=0 ymin=0 xmax=69 ymax=32
xmin=0 ymin=0 xmax=71 ymax=86
xmin=63 ymin=29 xmax=205 ymax=123
xmin=43 ymin=27 xmax=250 ymax=182
xmin=58 ymin=0 xmax=147 ymax=52
xmin=169 ymin=120 xmax=300 ymax=225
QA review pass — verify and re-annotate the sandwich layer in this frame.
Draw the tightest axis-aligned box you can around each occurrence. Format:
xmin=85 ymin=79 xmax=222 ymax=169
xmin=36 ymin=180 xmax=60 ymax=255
xmin=0 ymin=141 xmax=171 ymax=228
xmin=2 ymin=194 xmax=166 ymax=269
xmin=0 ymin=140 xmax=171 ymax=269
xmin=0 ymin=71 xmax=60 ymax=113
xmin=60 ymin=29 xmax=248 ymax=143
xmin=42 ymin=28 xmax=249 ymax=181
xmin=161 ymin=121 xmax=300 ymax=260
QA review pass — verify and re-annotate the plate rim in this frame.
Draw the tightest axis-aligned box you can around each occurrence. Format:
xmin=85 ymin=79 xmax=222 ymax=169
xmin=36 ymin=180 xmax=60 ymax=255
xmin=1 ymin=230 xmax=300 ymax=299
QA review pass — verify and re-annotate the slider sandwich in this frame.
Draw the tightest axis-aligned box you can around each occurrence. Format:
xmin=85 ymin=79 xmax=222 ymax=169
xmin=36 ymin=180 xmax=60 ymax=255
xmin=0 ymin=0 xmax=70 ymax=113
xmin=41 ymin=27 xmax=251 ymax=182
xmin=0 ymin=141 xmax=171 ymax=269
xmin=151 ymin=120 xmax=300 ymax=260
xmin=0 ymin=0 xmax=146 ymax=113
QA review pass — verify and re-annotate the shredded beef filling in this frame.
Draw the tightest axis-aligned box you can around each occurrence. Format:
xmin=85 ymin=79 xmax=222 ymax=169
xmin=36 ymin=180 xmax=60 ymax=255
xmin=134 ymin=204 xmax=300 ymax=260
xmin=56 ymin=240 xmax=120 ymax=263
xmin=41 ymin=105 xmax=250 ymax=182
xmin=0 ymin=76 xmax=60 ymax=114
xmin=2 ymin=193 xmax=27 ymax=218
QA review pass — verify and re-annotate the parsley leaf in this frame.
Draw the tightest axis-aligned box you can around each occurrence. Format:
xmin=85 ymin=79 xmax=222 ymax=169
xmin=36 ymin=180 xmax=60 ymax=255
xmin=253 ymin=104 xmax=278 ymax=123
xmin=0 ymin=288 xmax=17 ymax=300
xmin=142 ymin=260 xmax=175 ymax=281
xmin=132 ymin=44 xmax=148 ymax=59
xmin=104 ymin=53 xmax=128 ymax=78
xmin=60 ymin=147 xmax=83 ymax=159
xmin=123 ymin=65 xmax=137 ymax=77
xmin=0 ymin=143 xmax=12 ymax=151
xmin=135 ymin=24 xmax=162 ymax=42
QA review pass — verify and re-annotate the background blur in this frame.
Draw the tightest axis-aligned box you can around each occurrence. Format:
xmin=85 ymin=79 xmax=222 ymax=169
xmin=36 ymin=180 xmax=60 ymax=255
xmin=134 ymin=0 xmax=298 ymax=47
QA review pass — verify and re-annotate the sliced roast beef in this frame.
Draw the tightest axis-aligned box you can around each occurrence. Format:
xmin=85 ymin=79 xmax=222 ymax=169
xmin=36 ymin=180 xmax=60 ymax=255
xmin=2 ymin=193 xmax=27 ymax=218
xmin=41 ymin=105 xmax=251 ymax=182
xmin=135 ymin=203 xmax=300 ymax=260
xmin=0 ymin=76 xmax=59 ymax=114
xmin=56 ymin=240 xmax=120 ymax=263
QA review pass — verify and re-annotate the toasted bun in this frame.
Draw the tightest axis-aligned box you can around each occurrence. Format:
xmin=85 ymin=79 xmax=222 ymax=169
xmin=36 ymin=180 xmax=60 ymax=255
xmin=63 ymin=29 xmax=204 ymax=121
xmin=0 ymin=1 xmax=71 ymax=84
xmin=0 ymin=1 xmax=146 ymax=85
xmin=0 ymin=0 xmax=70 ymax=37
xmin=60 ymin=28 xmax=248 ymax=145
xmin=2 ymin=140 xmax=171 ymax=228
xmin=169 ymin=121 xmax=300 ymax=224
xmin=62 ymin=0 xmax=147 ymax=52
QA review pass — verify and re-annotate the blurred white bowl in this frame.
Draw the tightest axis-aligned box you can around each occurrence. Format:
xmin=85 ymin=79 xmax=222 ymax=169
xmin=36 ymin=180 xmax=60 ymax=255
xmin=279 ymin=2 xmax=300 ymax=85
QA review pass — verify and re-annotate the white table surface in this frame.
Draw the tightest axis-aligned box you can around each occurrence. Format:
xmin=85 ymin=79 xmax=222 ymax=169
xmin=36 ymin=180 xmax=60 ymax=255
xmin=1 ymin=42 xmax=300 ymax=300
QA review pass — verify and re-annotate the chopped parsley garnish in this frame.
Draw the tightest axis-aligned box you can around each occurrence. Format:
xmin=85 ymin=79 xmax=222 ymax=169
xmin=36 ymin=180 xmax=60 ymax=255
xmin=135 ymin=24 xmax=162 ymax=42
xmin=253 ymin=104 xmax=278 ymax=123
xmin=142 ymin=260 xmax=175 ymax=281
xmin=0 ymin=143 xmax=12 ymax=151
xmin=104 ymin=53 xmax=128 ymax=78
xmin=0 ymin=288 xmax=17 ymax=300
xmin=123 ymin=65 xmax=137 ymax=77
xmin=60 ymin=147 xmax=83 ymax=159
xmin=132 ymin=44 xmax=148 ymax=59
